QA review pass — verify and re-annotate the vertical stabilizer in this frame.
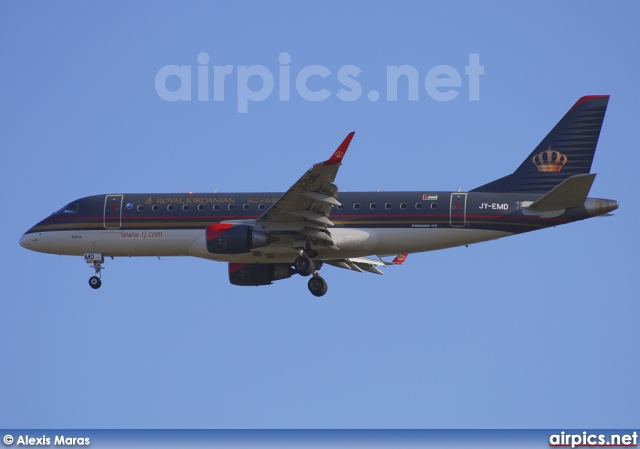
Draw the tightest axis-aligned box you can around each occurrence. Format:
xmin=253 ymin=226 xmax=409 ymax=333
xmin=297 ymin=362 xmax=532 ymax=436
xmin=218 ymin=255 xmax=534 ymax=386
xmin=472 ymin=95 xmax=609 ymax=193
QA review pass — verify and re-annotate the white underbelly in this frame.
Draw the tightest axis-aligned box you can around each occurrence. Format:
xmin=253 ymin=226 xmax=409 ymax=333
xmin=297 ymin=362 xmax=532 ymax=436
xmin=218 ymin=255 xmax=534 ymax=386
xmin=189 ymin=227 xmax=512 ymax=263
xmin=26 ymin=227 xmax=512 ymax=262
xmin=25 ymin=229 xmax=201 ymax=257
xmin=371 ymin=228 xmax=511 ymax=255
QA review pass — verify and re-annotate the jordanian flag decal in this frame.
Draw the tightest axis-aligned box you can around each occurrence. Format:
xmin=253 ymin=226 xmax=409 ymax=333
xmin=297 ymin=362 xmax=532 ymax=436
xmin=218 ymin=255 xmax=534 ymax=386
xmin=422 ymin=194 xmax=438 ymax=200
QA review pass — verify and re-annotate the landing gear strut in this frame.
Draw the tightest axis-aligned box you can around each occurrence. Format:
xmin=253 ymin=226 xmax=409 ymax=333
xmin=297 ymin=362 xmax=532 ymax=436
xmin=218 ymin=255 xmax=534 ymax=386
xmin=85 ymin=253 xmax=104 ymax=289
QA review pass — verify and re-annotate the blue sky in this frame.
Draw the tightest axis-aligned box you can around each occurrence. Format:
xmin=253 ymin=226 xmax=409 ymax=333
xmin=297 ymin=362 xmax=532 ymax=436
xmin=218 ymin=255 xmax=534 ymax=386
xmin=1 ymin=1 xmax=638 ymax=429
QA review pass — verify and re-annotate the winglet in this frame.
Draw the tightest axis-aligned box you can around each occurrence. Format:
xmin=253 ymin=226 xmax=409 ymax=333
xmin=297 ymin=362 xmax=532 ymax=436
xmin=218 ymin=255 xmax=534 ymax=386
xmin=323 ymin=132 xmax=355 ymax=166
xmin=391 ymin=254 xmax=408 ymax=265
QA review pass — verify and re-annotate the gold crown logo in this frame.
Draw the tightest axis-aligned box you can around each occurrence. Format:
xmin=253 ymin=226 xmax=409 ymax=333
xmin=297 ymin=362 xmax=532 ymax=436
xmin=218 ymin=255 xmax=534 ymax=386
xmin=532 ymin=146 xmax=568 ymax=173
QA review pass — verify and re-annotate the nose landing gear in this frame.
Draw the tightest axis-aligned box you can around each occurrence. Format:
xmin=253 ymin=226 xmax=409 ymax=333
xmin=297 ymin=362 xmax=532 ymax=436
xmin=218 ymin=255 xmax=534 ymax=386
xmin=89 ymin=275 xmax=102 ymax=289
xmin=85 ymin=253 xmax=104 ymax=290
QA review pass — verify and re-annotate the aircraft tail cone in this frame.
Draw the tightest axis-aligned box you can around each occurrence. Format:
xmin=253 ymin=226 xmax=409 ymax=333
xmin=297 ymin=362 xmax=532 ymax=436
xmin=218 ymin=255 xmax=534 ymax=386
xmin=585 ymin=198 xmax=619 ymax=217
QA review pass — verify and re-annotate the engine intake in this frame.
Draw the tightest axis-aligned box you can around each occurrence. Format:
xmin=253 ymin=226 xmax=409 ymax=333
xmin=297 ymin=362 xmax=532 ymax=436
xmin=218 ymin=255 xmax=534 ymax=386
xmin=228 ymin=263 xmax=294 ymax=286
xmin=206 ymin=223 xmax=269 ymax=254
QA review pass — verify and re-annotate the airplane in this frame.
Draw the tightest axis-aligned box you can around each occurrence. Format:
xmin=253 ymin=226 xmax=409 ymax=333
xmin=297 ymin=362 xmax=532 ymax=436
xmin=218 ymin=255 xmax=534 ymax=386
xmin=19 ymin=95 xmax=618 ymax=297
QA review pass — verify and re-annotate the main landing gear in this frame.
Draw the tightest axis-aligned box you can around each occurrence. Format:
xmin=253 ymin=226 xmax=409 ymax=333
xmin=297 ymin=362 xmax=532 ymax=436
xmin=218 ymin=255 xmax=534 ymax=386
xmin=307 ymin=275 xmax=328 ymax=297
xmin=85 ymin=253 xmax=104 ymax=289
xmin=294 ymin=253 xmax=328 ymax=297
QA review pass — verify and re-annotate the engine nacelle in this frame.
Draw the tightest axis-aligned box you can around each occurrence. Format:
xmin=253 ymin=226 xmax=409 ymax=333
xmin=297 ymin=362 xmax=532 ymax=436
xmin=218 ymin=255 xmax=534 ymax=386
xmin=228 ymin=263 xmax=294 ymax=286
xmin=206 ymin=223 xmax=269 ymax=254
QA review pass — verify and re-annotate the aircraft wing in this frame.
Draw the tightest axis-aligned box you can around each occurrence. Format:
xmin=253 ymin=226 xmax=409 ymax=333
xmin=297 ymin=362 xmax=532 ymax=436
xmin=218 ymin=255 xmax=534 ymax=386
xmin=324 ymin=254 xmax=408 ymax=275
xmin=324 ymin=257 xmax=386 ymax=275
xmin=256 ymin=132 xmax=355 ymax=241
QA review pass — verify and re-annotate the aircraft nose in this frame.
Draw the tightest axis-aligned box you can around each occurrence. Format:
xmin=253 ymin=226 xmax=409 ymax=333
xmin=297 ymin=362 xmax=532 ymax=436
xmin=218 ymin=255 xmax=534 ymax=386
xmin=19 ymin=233 xmax=39 ymax=250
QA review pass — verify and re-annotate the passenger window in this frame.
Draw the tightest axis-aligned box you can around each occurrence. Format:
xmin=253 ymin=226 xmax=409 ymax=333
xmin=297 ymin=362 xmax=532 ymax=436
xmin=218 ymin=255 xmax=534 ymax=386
xmin=258 ymin=204 xmax=266 ymax=210
xmin=213 ymin=204 xmax=220 ymax=211
xmin=385 ymin=203 xmax=392 ymax=210
xmin=198 ymin=204 xmax=205 ymax=211
xmin=243 ymin=204 xmax=250 ymax=211
xmin=228 ymin=204 xmax=235 ymax=211
xmin=137 ymin=205 xmax=144 ymax=211
xmin=415 ymin=203 xmax=423 ymax=209
xmin=167 ymin=205 xmax=174 ymax=211
xmin=431 ymin=203 xmax=438 ymax=209
xmin=152 ymin=205 xmax=159 ymax=211
xmin=370 ymin=203 xmax=377 ymax=210
xmin=400 ymin=203 xmax=407 ymax=210
xmin=182 ymin=205 xmax=189 ymax=211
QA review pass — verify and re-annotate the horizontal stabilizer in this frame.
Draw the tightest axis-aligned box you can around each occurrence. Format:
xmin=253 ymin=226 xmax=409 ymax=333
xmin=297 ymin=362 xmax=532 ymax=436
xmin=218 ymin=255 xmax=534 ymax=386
xmin=526 ymin=173 xmax=596 ymax=212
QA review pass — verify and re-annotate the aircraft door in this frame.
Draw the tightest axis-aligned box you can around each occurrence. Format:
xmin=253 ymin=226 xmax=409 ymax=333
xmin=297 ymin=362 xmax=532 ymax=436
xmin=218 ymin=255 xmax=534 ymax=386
xmin=450 ymin=193 xmax=467 ymax=227
xmin=104 ymin=195 xmax=124 ymax=229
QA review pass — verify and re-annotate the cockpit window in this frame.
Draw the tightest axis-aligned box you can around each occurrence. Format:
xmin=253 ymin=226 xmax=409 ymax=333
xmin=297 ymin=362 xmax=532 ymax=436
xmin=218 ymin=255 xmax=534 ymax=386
xmin=63 ymin=203 xmax=78 ymax=213
xmin=53 ymin=203 xmax=79 ymax=214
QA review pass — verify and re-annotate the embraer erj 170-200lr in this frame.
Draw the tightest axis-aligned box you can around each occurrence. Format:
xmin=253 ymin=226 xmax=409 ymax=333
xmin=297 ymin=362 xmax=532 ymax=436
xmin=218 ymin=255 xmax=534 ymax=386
xmin=20 ymin=96 xmax=618 ymax=297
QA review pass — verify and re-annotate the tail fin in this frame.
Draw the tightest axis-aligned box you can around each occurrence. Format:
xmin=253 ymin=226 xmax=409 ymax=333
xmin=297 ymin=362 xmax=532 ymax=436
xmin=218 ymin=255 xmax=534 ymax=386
xmin=472 ymin=95 xmax=609 ymax=193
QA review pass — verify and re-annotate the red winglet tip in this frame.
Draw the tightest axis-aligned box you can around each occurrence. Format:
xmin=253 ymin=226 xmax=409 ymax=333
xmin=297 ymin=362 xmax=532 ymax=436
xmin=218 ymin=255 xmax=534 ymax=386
xmin=392 ymin=254 xmax=408 ymax=265
xmin=325 ymin=132 xmax=355 ymax=165
xmin=570 ymin=95 xmax=610 ymax=110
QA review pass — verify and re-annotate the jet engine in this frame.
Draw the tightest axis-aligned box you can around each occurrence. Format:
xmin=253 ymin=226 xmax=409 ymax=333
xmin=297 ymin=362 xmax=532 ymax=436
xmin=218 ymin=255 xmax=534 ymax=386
xmin=206 ymin=223 xmax=270 ymax=254
xmin=228 ymin=263 xmax=294 ymax=286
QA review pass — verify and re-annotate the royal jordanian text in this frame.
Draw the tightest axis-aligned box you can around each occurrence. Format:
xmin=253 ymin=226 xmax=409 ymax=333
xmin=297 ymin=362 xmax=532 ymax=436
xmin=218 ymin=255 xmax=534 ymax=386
xmin=10 ymin=435 xmax=90 ymax=446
